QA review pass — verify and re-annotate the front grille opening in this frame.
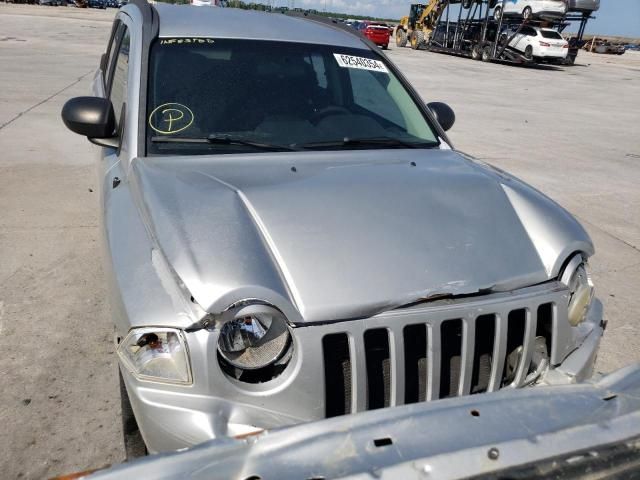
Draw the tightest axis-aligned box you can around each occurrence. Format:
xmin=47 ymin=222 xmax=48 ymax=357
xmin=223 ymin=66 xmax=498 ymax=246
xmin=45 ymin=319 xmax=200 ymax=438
xmin=323 ymin=333 xmax=352 ymax=418
xmin=536 ymin=303 xmax=553 ymax=361
xmin=502 ymin=309 xmax=527 ymax=386
xmin=440 ymin=319 xmax=463 ymax=399
xmin=470 ymin=314 xmax=496 ymax=394
xmin=403 ymin=324 xmax=428 ymax=404
xmin=364 ymin=329 xmax=391 ymax=410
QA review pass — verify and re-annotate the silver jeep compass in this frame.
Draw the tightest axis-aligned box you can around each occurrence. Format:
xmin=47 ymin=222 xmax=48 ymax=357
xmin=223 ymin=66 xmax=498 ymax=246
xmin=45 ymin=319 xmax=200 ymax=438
xmin=62 ymin=0 xmax=604 ymax=457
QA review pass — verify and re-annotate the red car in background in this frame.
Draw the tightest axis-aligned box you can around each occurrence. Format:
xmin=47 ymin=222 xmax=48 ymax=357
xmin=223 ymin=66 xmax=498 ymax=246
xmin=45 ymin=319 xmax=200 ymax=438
xmin=357 ymin=21 xmax=391 ymax=49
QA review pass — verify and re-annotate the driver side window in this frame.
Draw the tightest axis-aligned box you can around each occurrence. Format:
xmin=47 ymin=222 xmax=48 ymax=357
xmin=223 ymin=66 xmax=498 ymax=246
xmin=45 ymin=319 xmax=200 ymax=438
xmin=108 ymin=27 xmax=130 ymax=130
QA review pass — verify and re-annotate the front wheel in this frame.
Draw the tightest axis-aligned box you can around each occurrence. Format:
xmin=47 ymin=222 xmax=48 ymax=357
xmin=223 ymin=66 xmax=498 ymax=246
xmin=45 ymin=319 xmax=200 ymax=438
xmin=396 ymin=29 xmax=408 ymax=47
xmin=120 ymin=371 xmax=148 ymax=461
xmin=410 ymin=30 xmax=425 ymax=50
xmin=522 ymin=6 xmax=532 ymax=20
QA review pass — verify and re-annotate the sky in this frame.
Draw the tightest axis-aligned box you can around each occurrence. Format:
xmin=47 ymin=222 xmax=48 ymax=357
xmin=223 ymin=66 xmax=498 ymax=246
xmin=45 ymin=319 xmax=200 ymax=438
xmin=262 ymin=0 xmax=640 ymax=37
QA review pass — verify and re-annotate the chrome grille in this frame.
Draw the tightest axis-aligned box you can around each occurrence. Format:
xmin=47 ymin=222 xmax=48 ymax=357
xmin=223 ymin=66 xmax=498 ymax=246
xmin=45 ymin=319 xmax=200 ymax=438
xmin=321 ymin=283 xmax=565 ymax=417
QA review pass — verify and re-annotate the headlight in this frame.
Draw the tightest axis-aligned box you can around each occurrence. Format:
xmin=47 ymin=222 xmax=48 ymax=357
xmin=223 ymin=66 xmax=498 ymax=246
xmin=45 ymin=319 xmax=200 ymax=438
xmin=217 ymin=304 xmax=291 ymax=370
xmin=561 ymin=255 xmax=594 ymax=327
xmin=118 ymin=328 xmax=192 ymax=384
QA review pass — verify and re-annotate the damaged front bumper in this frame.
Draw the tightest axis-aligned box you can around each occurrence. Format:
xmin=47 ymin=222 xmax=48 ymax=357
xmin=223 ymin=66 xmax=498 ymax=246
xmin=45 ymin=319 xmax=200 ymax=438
xmin=101 ymin=362 xmax=639 ymax=480
xmin=121 ymin=285 xmax=605 ymax=454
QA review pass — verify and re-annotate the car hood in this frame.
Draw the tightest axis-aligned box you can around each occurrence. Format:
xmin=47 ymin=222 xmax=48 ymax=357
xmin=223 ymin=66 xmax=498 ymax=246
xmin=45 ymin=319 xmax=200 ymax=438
xmin=131 ymin=149 xmax=593 ymax=323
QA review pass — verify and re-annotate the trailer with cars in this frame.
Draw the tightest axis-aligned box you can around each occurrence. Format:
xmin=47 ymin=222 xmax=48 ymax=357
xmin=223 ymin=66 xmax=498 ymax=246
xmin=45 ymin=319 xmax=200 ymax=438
xmin=397 ymin=0 xmax=601 ymax=66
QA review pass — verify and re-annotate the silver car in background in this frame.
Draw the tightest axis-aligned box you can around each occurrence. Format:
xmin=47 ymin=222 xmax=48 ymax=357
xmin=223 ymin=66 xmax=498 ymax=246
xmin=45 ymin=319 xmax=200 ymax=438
xmin=567 ymin=0 xmax=600 ymax=13
xmin=61 ymin=0 xmax=604 ymax=458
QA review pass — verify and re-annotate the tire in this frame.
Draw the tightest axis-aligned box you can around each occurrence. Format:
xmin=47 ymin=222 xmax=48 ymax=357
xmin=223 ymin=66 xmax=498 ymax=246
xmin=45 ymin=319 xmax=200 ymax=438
xmin=396 ymin=29 xmax=408 ymax=48
xmin=524 ymin=45 xmax=533 ymax=60
xmin=381 ymin=44 xmax=388 ymax=50
xmin=410 ymin=30 xmax=425 ymax=50
xmin=522 ymin=6 xmax=532 ymax=20
xmin=471 ymin=44 xmax=482 ymax=60
xmin=120 ymin=371 xmax=148 ymax=461
xmin=493 ymin=6 xmax=501 ymax=21
xmin=481 ymin=45 xmax=493 ymax=62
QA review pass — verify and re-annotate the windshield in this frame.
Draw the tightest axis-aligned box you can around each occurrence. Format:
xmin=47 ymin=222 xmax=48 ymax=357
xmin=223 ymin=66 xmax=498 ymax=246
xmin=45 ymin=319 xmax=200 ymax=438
xmin=146 ymin=39 xmax=439 ymax=155
xmin=540 ymin=30 xmax=564 ymax=40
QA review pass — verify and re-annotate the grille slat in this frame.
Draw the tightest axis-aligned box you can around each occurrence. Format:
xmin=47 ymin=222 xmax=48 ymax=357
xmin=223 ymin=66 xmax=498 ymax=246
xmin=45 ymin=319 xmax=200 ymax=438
xmin=515 ymin=308 xmax=538 ymax=386
xmin=458 ymin=318 xmax=476 ymax=396
xmin=321 ymin=290 xmax=560 ymax=417
xmin=390 ymin=328 xmax=405 ymax=406
xmin=351 ymin=334 xmax=368 ymax=413
xmin=488 ymin=311 xmax=509 ymax=392
xmin=427 ymin=324 xmax=442 ymax=401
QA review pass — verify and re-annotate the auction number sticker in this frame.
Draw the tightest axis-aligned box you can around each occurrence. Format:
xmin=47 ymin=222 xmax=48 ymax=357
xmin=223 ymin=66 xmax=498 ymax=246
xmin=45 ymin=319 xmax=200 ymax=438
xmin=333 ymin=53 xmax=389 ymax=73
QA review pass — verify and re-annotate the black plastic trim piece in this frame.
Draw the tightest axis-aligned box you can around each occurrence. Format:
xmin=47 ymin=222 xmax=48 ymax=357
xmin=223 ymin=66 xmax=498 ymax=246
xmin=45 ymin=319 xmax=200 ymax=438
xmin=128 ymin=0 xmax=159 ymax=157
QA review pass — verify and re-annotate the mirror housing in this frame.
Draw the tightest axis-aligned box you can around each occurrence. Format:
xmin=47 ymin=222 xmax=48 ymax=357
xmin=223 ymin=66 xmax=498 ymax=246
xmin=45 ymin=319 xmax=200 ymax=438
xmin=61 ymin=96 xmax=117 ymax=143
xmin=428 ymin=102 xmax=455 ymax=132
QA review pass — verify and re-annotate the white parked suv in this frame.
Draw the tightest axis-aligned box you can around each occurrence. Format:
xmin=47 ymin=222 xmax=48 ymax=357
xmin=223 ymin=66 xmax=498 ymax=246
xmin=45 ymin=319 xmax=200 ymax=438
xmin=504 ymin=26 xmax=568 ymax=62
xmin=494 ymin=0 xmax=568 ymax=20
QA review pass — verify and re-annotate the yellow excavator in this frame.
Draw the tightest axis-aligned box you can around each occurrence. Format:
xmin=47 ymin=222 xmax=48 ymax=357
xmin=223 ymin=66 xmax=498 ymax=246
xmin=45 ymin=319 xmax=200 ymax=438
xmin=396 ymin=1 xmax=444 ymax=49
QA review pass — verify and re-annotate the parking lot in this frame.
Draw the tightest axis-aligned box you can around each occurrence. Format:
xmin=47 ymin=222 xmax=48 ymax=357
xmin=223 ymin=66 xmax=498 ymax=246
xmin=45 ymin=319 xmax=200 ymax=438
xmin=0 ymin=4 xmax=639 ymax=479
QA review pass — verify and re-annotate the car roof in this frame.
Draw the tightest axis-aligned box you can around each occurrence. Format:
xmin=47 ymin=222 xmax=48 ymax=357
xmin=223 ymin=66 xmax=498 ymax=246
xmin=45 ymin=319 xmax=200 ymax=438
xmin=153 ymin=4 xmax=367 ymax=49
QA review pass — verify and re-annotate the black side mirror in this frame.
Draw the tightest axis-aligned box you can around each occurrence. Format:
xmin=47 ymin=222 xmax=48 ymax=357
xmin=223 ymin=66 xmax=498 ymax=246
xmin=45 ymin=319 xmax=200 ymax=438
xmin=428 ymin=101 xmax=456 ymax=132
xmin=61 ymin=96 xmax=117 ymax=146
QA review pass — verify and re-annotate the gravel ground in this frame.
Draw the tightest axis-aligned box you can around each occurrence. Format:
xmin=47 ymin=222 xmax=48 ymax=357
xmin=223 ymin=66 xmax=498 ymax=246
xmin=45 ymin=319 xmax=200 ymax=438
xmin=0 ymin=4 xmax=638 ymax=478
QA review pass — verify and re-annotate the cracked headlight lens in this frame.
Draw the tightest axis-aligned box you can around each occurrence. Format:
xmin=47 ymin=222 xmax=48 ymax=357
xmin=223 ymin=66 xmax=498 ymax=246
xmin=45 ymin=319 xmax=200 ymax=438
xmin=118 ymin=328 xmax=191 ymax=384
xmin=217 ymin=305 xmax=291 ymax=370
xmin=561 ymin=256 xmax=595 ymax=327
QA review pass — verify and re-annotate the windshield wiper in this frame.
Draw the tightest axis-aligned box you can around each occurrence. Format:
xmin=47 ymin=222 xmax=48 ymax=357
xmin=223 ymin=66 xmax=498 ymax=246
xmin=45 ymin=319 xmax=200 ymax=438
xmin=297 ymin=136 xmax=439 ymax=150
xmin=151 ymin=134 xmax=299 ymax=151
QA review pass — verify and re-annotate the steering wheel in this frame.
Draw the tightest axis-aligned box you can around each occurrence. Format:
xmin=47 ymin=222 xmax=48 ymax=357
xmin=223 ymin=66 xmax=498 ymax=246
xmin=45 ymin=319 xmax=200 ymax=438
xmin=311 ymin=106 xmax=351 ymax=124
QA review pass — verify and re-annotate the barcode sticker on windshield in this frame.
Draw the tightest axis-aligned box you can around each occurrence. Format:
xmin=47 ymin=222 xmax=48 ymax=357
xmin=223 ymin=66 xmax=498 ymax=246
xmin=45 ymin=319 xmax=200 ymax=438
xmin=333 ymin=54 xmax=389 ymax=73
